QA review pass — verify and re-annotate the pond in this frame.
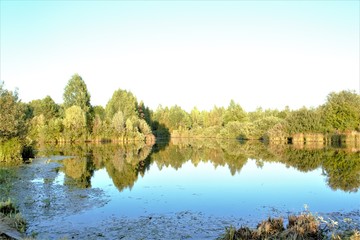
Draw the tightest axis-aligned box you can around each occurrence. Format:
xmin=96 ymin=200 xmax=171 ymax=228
xmin=3 ymin=139 xmax=360 ymax=239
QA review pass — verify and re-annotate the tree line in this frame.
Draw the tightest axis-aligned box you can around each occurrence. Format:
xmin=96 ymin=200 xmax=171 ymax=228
xmin=152 ymin=90 xmax=360 ymax=143
xmin=1 ymin=73 xmax=359 ymax=163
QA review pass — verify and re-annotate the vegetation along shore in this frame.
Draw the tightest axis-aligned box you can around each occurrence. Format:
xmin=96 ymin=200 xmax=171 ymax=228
xmin=1 ymin=74 xmax=359 ymax=164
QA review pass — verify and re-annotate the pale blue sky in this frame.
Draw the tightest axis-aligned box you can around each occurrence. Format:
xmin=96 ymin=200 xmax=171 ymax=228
xmin=1 ymin=0 xmax=359 ymax=111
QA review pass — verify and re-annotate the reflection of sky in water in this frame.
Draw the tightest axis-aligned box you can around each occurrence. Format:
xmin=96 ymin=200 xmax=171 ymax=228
xmin=86 ymin=159 xmax=360 ymax=219
xmin=31 ymin=172 xmax=65 ymax=185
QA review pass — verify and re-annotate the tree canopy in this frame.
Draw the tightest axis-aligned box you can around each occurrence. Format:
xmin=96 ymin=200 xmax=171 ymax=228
xmin=105 ymin=89 xmax=138 ymax=120
xmin=29 ymin=95 xmax=59 ymax=120
xmin=63 ymin=74 xmax=92 ymax=112
xmin=322 ymin=90 xmax=360 ymax=132
xmin=0 ymin=82 xmax=27 ymax=142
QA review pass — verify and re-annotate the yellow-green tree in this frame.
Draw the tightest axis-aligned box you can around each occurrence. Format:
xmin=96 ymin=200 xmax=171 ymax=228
xmin=63 ymin=74 xmax=93 ymax=133
xmin=63 ymin=106 xmax=87 ymax=142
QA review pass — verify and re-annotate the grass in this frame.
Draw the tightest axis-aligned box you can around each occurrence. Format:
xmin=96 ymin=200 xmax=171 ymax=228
xmin=0 ymin=168 xmax=16 ymax=200
xmin=0 ymin=199 xmax=27 ymax=233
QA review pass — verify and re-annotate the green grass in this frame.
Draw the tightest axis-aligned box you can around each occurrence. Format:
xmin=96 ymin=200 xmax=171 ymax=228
xmin=0 ymin=168 xmax=16 ymax=199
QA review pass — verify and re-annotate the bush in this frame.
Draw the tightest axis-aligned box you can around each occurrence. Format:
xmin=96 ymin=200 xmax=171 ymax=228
xmin=0 ymin=138 xmax=23 ymax=164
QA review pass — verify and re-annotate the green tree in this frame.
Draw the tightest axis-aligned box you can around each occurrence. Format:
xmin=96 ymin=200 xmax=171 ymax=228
xmin=63 ymin=106 xmax=87 ymax=142
xmin=219 ymin=121 xmax=255 ymax=139
xmin=138 ymin=119 xmax=152 ymax=135
xmin=168 ymin=105 xmax=191 ymax=131
xmin=322 ymin=90 xmax=360 ymax=132
xmin=92 ymin=115 xmax=104 ymax=140
xmin=93 ymin=105 xmax=106 ymax=120
xmin=63 ymin=74 xmax=93 ymax=132
xmin=0 ymin=82 xmax=27 ymax=141
xmin=252 ymin=116 xmax=283 ymax=140
xmin=223 ymin=100 xmax=248 ymax=125
xmin=190 ymin=107 xmax=204 ymax=129
xmin=106 ymin=89 xmax=138 ymax=120
xmin=285 ymin=107 xmax=323 ymax=134
xmin=29 ymin=96 xmax=59 ymax=120
xmin=63 ymin=74 xmax=92 ymax=111
xmin=203 ymin=106 xmax=225 ymax=128
xmin=137 ymin=101 xmax=151 ymax=124
xmin=0 ymin=82 xmax=28 ymax=163
xmin=111 ymin=111 xmax=125 ymax=137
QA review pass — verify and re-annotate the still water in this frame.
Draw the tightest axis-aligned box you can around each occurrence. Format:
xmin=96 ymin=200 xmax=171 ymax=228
xmin=9 ymin=139 xmax=360 ymax=238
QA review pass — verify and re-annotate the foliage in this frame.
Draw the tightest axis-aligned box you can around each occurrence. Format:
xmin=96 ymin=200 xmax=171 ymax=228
xmin=322 ymin=90 xmax=360 ymax=132
xmin=266 ymin=121 xmax=288 ymax=142
xmin=219 ymin=121 xmax=254 ymax=139
xmin=4 ymin=74 xmax=360 ymax=145
xmin=203 ymin=106 xmax=225 ymax=128
xmin=105 ymin=89 xmax=138 ymax=120
xmin=29 ymin=95 xmax=59 ymax=119
xmin=63 ymin=106 xmax=87 ymax=142
xmin=151 ymin=105 xmax=191 ymax=133
xmin=0 ymin=168 xmax=16 ymax=198
xmin=252 ymin=116 xmax=283 ymax=140
xmin=190 ymin=107 xmax=204 ymax=128
xmin=111 ymin=111 xmax=125 ymax=138
xmin=0 ymin=82 xmax=27 ymax=142
xmin=29 ymin=114 xmax=64 ymax=143
xmin=63 ymin=74 xmax=92 ymax=112
xmin=137 ymin=101 xmax=151 ymax=124
xmin=93 ymin=105 xmax=106 ymax=120
xmin=63 ymin=74 xmax=93 ymax=131
xmin=285 ymin=107 xmax=324 ymax=134
xmin=223 ymin=100 xmax=248 ymax=125
xmin=0 ymin=138 xmax=23 ymax=163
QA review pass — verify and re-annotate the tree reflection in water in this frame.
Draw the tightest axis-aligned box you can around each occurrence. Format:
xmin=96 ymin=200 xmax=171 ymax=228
xmin=37 ymin=140 xmax=360 ymax=192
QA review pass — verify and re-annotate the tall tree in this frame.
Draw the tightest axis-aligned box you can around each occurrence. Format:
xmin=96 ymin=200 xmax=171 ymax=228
xmin=63 ymin=74 xmax=93 ymax=132
xmin=63 ymin=74 xmax=92 ymax=111
xmin=105 ymin=89 xmax=138 ymax=120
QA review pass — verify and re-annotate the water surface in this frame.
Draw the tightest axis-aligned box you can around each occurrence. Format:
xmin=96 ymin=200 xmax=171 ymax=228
xmin=6 ymin=140 xmax=360 ymax=239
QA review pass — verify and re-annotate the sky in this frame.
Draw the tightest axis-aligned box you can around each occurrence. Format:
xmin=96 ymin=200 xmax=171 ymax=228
xmin=1 ymin=0 xmax=359 ymax=112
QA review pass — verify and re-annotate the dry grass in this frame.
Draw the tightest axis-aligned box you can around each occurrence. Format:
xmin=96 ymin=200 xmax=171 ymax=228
xmin=220 ymin=214 xmax=323 ymax=240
